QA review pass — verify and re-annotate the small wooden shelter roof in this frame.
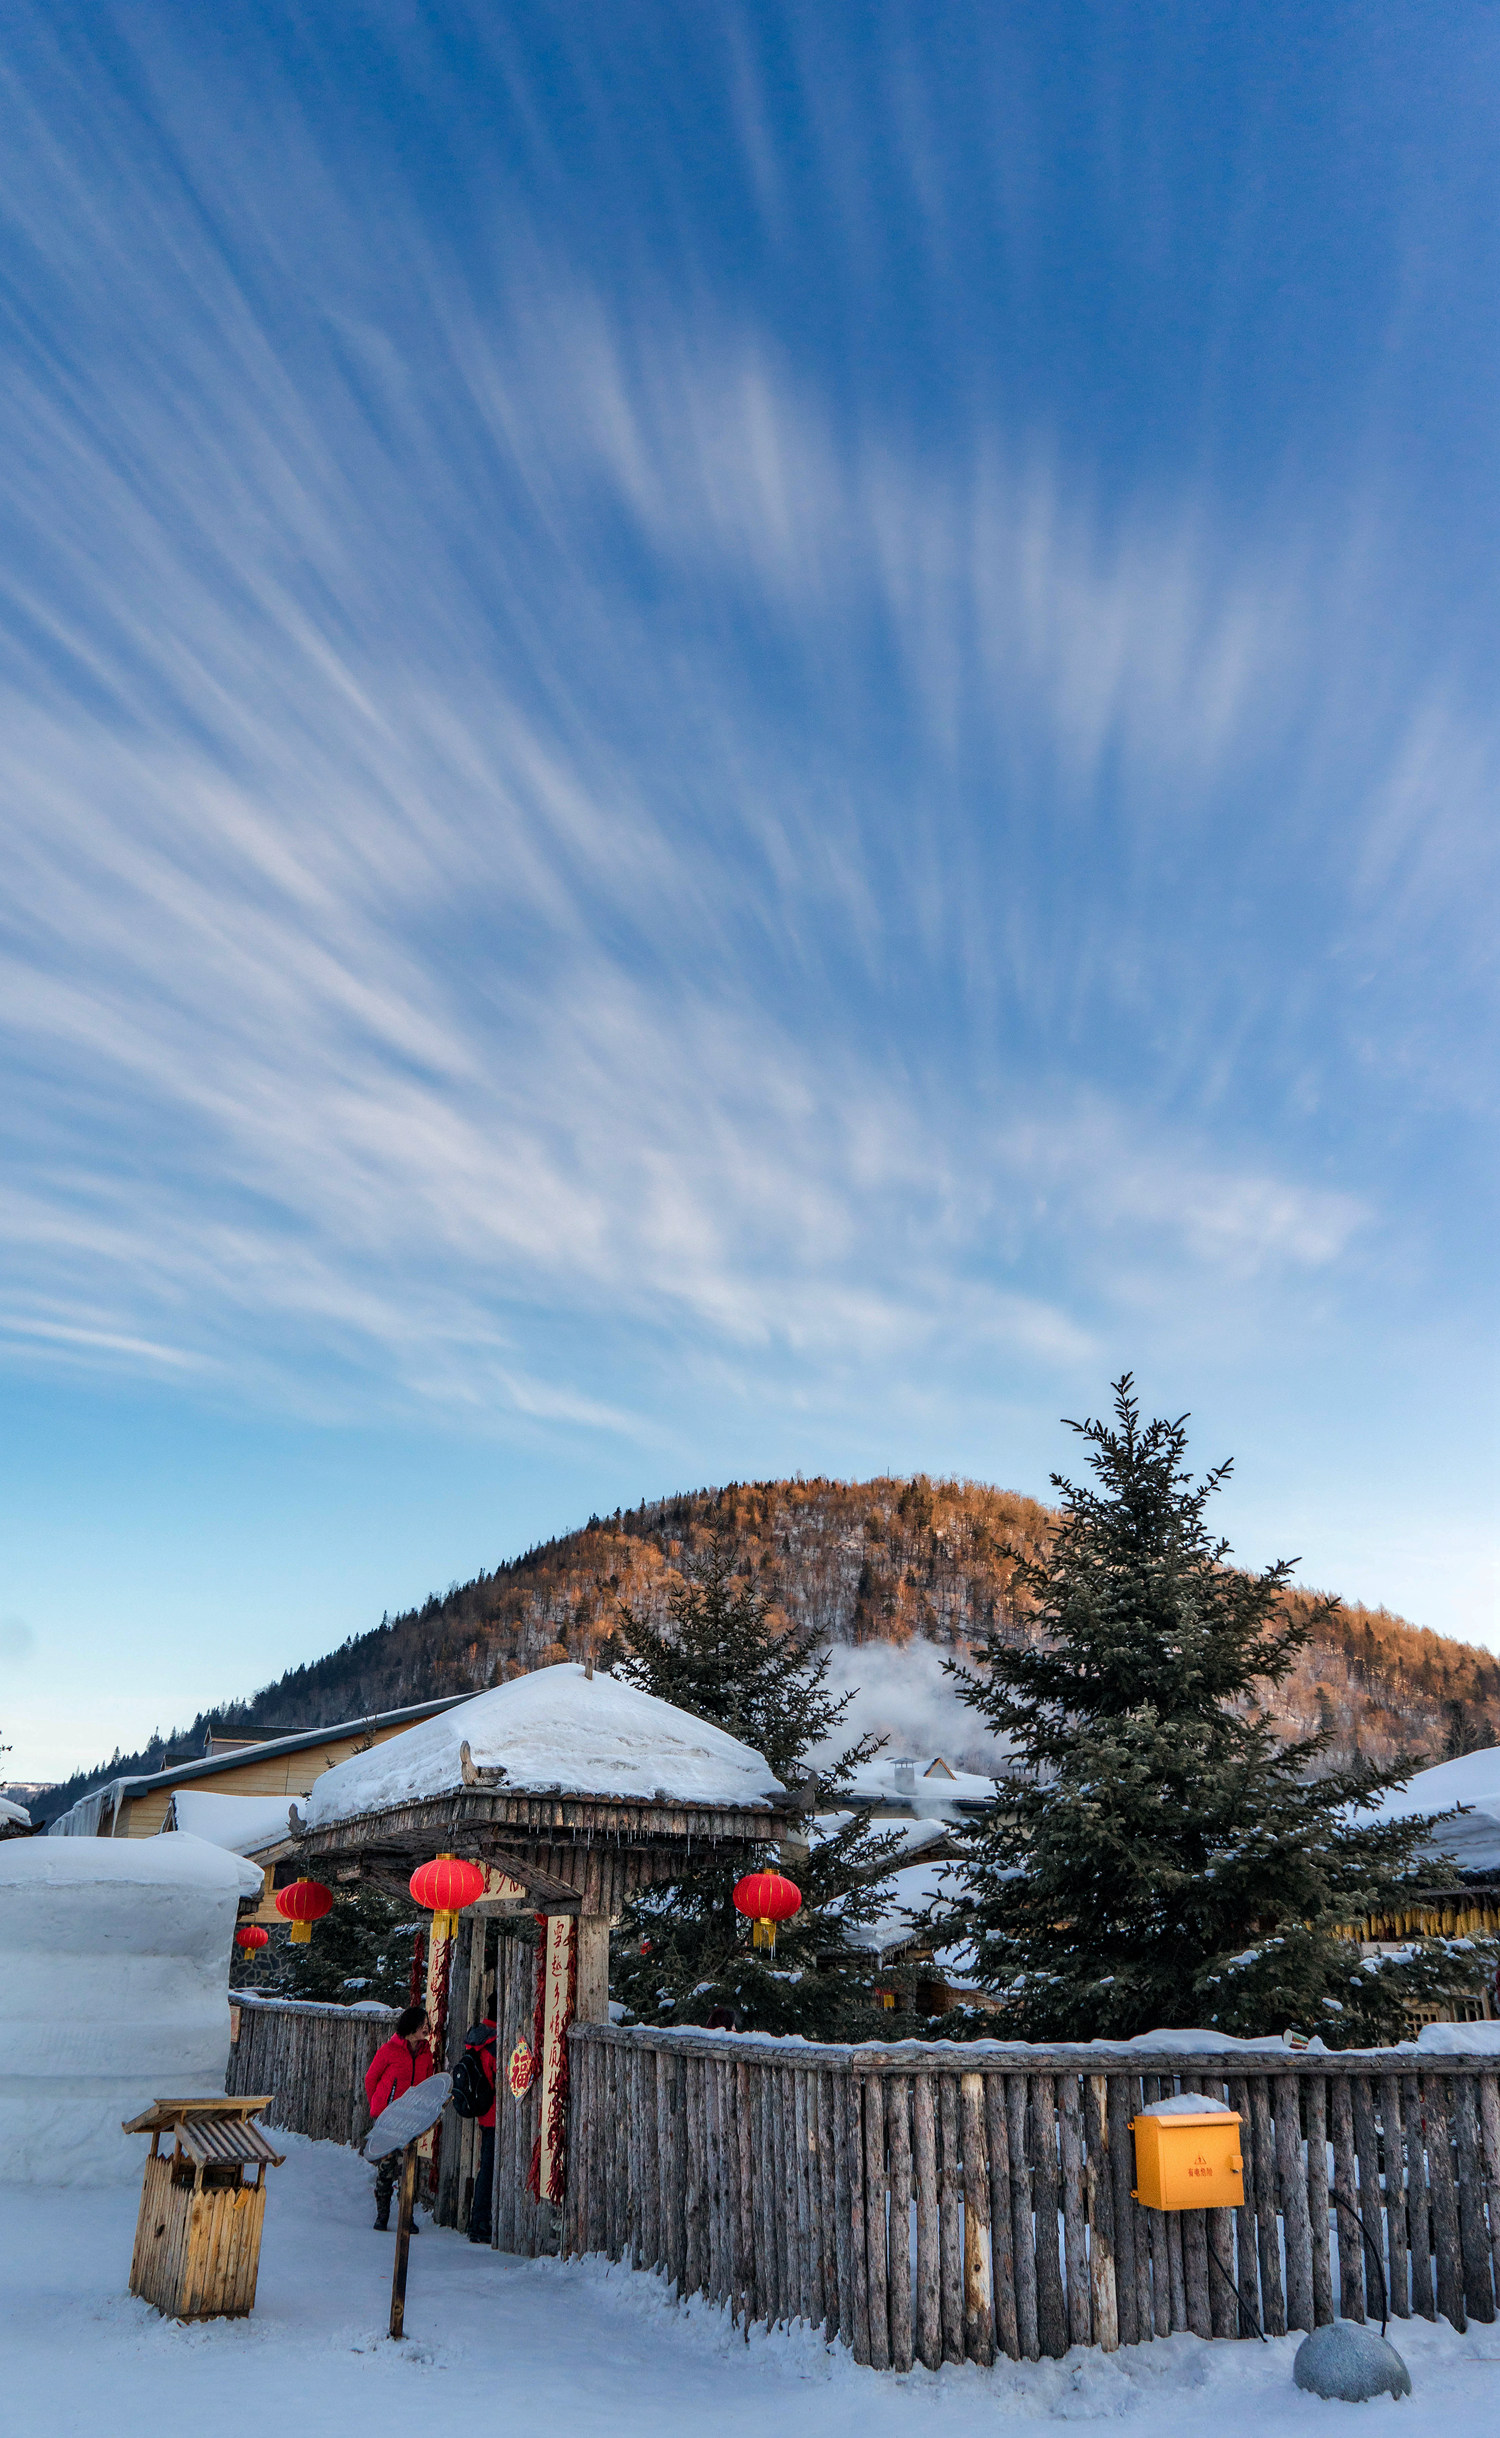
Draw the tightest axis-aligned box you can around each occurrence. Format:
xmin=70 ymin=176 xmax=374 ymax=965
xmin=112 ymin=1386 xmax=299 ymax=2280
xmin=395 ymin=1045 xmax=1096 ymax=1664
xmin=123 ymin=2094 xmax=284 ymax=2165
xmin=272 ymin=1669 xmax=804 ymax=1915
xmin=279 ymin=1780 xmax=802 ymax=1915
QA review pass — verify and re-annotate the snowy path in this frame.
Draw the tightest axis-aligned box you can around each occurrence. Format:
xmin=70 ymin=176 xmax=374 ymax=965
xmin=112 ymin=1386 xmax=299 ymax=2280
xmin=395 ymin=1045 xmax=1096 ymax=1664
xmin=4 ymin=2137 xmax=1497 ymax=2437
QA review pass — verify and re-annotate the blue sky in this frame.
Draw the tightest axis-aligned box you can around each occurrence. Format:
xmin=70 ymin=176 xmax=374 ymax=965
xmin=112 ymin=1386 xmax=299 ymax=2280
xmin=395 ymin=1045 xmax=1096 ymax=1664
xmin=2 ymin=3 xmax=1496 ymax=1780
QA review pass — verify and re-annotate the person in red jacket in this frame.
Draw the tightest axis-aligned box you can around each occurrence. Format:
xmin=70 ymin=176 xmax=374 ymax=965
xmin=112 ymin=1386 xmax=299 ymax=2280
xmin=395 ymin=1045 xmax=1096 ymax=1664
xmin=364 ymin=2004 xmax=433 ymax=2231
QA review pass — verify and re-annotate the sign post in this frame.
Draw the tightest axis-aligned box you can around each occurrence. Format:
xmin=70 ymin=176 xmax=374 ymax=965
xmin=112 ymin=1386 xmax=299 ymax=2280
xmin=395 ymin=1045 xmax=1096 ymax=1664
xmin=390 ymin=2140 xmax=420 ymax=2340
xmin=364 ymin=2071 xmax=452 ymax=2342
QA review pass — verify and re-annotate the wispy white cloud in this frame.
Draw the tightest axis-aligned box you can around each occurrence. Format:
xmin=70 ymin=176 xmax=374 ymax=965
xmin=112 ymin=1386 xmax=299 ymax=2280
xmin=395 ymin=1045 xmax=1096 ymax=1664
xmin=0 ymin=30 xmax=1490 ymax=1456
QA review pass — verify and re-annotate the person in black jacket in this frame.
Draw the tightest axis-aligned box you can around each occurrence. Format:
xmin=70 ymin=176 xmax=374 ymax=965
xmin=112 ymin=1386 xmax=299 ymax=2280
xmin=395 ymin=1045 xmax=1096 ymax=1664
xmin=462 ymin=2018 xmax=498 ymax=2244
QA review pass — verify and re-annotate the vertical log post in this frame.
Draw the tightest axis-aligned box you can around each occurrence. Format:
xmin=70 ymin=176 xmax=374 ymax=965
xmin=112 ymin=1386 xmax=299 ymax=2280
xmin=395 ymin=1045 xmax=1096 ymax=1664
xmin=1032 ymin=2074 xmax=1067 ymax=2358
xmin=1330 ymin=2076 xmax=1364 ymax=2320
xmin=1304 ymin=2074 xmax=1333 ymax=2330
xmin=1379 ymin=2071 xmax=1409 ymax=2321
xmin=887 ymin=2073 xmax=914 ymax=2373
xmin=1450 ymin=2076 xmax=1494 ymax=2324
xmin=960 ymin=2073 xmax=995 ymax=2363
xmin=1476 ymin=2075 xmax=1500 ymax=2319
xmin=1424 ymin=2075 xmax=1465 ymax=2332
xmin=1058 ymin=2073 xmax=1092 ymax=2347
xmin=1351 ymin=2078 xmax=1386 ymax=2331
xmin=1402 ymin=2074 xmax=1434 ymax=2320
xmin=1007 ymin=2073 xmax=1040 ymax=2360
xmin=937 ymin=2076 xmax=964 ymax=2364
xmin=1275 ymin=2073 xmax=1315 ymax=2334
xmin=913 ymin=2072 xmax=941 ymax=2369
xmin=986 ymin=2071 xmax=1021 ymax=2359
xmin=1084 ymin=2075 xmax=1119 ymax=2351
xmin=865 ymin=2073 xmax=891 ymax=2367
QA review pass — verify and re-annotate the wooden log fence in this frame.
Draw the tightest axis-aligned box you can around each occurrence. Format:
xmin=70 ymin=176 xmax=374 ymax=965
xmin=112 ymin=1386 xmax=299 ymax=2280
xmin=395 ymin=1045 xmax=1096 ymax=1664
xmin=226 ymin=1992 xmax=396 ymax=2148
xmin=566 ymin=2028 xmax=1500 ymax=2365
xmin=224 ymin=1991 xmax=1500 ymax=2360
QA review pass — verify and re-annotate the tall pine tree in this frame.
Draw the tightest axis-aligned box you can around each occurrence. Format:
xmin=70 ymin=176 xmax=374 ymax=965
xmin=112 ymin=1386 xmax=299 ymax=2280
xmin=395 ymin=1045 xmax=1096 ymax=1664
xmin=945 ymin=1379 xmax=1494 ymax=2045
xmin=609 ymin=1542 xmax=915 ymax=2036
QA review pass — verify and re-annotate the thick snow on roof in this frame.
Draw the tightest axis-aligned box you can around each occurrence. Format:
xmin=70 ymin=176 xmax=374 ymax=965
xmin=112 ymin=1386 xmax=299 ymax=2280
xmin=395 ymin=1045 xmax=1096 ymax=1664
xmin=166 ymin=1788 xmax=294 ymax=1856
xmin=813 ymin=1812 xmax=953 ymax=1862
xmin=0 ymin=1794 xmax=33 ymax=1830
xmin=306 ymin=1663 xmax=784 ymax=1828
xmin=843 ymin=1858 xmax=959 ymax=1958
xmin=841 ymin=1755 xmax=1000 ymax=1813
xmin=1365 ymin=1744 xmax=1500 ymax=1875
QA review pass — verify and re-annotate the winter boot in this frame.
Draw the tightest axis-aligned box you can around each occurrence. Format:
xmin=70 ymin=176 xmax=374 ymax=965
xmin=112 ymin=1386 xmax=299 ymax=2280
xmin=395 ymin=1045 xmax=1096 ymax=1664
xmin=374 ymin=2206 xmax=389 ymax=2231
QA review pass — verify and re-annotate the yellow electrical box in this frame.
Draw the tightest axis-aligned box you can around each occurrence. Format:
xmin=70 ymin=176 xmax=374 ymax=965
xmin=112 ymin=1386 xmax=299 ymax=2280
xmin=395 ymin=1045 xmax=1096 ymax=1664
xmin=1129 ymin=2109 xmax=1244 ymax=2211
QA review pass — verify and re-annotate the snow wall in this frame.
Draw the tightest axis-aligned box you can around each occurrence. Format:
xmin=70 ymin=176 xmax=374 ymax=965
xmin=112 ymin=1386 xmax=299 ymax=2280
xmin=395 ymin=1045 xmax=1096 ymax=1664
xmin=0 ymin=1835 xmax=257 ymax=2186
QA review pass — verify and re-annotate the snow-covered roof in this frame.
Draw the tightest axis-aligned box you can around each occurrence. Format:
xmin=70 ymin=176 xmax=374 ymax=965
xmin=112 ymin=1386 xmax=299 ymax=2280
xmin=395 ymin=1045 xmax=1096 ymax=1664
xmin=45 ymin=1694 xmax=472 ymax=1836
xmin=165 ymin=1789 xmax=294 ymax=1857
xmin=305 ymin=1664 xmax=784 ymax=1829
xmin=814 ymin=1812 xmax=954 ymax=1863
xmin=843 ymin=1858 xmax=960 ymax=1959
xmin=0 ymin=1794 xmax=33 ymax=1831
xmin=839 ymin=1756 xmax=1000 ymax=1815
xmin=0 ymin=1829 xmax=262 ymax=1902
xmin=1363 ymin=1744 xmax=1500 ymax=1876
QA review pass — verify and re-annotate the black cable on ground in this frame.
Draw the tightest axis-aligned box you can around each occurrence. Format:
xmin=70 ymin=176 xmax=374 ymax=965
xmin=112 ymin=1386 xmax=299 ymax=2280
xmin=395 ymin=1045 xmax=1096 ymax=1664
xmin=1331 ymin=2193 xmax=1389 ymax=2338
xmin=1206 ymin=2238 xmax=1269 ymax=2342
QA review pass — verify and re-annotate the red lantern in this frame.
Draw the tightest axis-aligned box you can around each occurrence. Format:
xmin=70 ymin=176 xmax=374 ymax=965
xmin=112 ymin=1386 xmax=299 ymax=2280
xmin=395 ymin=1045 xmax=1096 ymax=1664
xmin=234 ymin=1923 xmax=270 ymax=1955
xmin=733 ymin=1870 xmax=802 ymax=1953
xmin=409 ymin=1852 xmax=487 ymax=1940
xmin=274 ymin=1879 xmax=333 ymax=1944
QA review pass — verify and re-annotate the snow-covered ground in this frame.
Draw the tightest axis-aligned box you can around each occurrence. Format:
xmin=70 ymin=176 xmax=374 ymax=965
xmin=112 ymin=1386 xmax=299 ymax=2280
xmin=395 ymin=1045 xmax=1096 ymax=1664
xmin=5 ymin=2133 xmax=1497 ymax=2438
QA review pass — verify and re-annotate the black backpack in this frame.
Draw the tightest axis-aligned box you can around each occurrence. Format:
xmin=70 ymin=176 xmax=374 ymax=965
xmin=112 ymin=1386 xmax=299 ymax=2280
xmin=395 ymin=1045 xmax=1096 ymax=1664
xmin=450 ymin=2023 xmax=495 ymax=2119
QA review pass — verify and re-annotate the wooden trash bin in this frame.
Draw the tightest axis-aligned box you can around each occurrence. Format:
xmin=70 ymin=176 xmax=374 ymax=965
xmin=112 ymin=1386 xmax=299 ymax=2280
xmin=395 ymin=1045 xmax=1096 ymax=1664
xmin=124 ymin=2095 xmax=284 ymax=2320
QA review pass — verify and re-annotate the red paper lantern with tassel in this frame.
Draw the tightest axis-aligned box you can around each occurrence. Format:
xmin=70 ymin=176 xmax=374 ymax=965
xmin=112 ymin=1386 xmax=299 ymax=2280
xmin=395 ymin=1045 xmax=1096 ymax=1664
xmin=234 ymin=1923 xmax=270 ymax=1956
xmin=733 ymin=1870 xmax=802 ymax=1952
xmin=409 ymin=1853 xmax=487 ymax=1940
xmin=274 ymin=1879 xmax=333 ymax=1943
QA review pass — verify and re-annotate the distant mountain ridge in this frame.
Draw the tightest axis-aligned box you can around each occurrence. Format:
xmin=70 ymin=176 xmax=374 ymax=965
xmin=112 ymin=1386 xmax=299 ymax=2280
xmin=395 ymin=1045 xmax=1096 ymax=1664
xmin=36 ymin=1475 xmax=1500 ymax=1824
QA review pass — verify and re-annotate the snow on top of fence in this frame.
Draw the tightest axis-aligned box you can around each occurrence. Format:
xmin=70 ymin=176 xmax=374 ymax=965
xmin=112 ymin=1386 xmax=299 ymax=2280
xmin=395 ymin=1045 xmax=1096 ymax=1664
xmin=578 ymin=2019 xmax=1500 ymax=2066
xmin=305 ymin=1662 xmax=784 ymax=1827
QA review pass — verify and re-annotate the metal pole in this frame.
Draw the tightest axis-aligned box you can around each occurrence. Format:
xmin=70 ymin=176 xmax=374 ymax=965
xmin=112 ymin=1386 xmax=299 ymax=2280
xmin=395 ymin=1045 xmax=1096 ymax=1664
xmin=389 ymin=2142 xmax=418 ymax=2340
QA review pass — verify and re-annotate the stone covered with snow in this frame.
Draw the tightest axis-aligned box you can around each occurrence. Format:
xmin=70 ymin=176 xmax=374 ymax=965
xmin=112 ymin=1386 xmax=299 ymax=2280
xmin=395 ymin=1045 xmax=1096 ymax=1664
xmin=305 ymin=1663 xmax=784 ymax=1829
xmin=1366 ymin=1742 xmax=1500 ymax=1875
xmin=842 ymin=1858 xmax=957 ymax=1959
xmin=1294 ymin=2320 xmax=1413 ymax=2402
xmin=0 ymin=1835 xmax=250 ymax=2186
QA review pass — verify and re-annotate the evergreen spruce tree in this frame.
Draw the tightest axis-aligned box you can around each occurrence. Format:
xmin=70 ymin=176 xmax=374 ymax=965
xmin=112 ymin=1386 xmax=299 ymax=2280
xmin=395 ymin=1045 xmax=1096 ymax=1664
xmin=238 ymin=1883 xmax=423 ymax=2008
xmin=944 ymin=1379 xmax=1496 ymax=2045
xmin=609 ymin=1542 xmax=916 ymax=2036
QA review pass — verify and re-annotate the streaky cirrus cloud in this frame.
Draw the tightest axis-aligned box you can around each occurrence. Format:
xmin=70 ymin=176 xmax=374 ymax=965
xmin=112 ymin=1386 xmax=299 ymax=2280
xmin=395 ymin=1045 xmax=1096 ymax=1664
xmin=0 ymin=4 xmax=1493 ymax=1669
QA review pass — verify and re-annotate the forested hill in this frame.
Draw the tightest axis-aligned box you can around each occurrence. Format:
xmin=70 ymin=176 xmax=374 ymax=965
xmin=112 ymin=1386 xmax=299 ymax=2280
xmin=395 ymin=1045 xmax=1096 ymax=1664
xmin=36 ymin=1475 xmax=1500 ymax=1823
